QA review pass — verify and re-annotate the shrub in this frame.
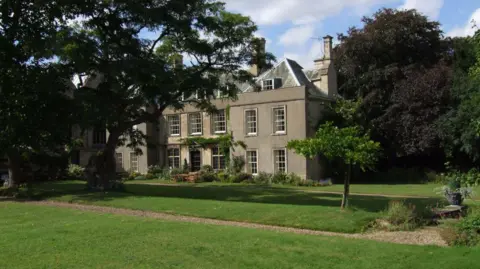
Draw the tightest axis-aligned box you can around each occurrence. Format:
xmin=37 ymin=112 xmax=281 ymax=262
xmin=198 ymin=172 xmax=218 ymax=183
xmin=66 ymin=164 xmax=85 ymax=179
xmin=200 ymin=165 xmax=214 ymax=173
xmin=440 ymin=211 xmax=480 ymax=247
xmin=155 ymin=168 xmax=172 ymax=181
xmin=230 ymin=155 xmax=245 ymax=174
xmin=145 ymin=173 xmax=156 ymax=180
xmin=217 ymin=171 xmax=228 ymax=182
xmin=198 ymin=166 xmax=218 ymax=183
xmin=231 ymin=172 xmax=253 ymax=183
xmin=378 ymin=201 xmax=432 ymax=231
xmin=271 ymin=172 xmax=288 ymax=184
xmin=286 ymin=173 xmax=303 ymax=186
xmin=254 ymin=172 xmax=272 ymax=185
xmin=123 ymin=171 xmax=141 ymax=181
xmin=147 ymin=165 xmax=164 ymax=175
xmin=182 ymin=159 xmax=189 ymax=173
xmin=458 ymin=169 xmax=480 ymax=187
xmin=170 ymin=168 xmax=184 ymax=176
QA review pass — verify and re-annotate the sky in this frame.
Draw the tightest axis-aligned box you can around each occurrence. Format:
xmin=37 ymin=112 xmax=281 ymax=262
xmin=214 ymin=0 xmax=480 ymax=69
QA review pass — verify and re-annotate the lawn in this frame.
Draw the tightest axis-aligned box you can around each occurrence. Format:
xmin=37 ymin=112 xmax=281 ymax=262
xmin=0 ymin=202 xmax=479 ymax=269
xmin=131 ymin=180 xmax=480 ymax=198
xmin=30 ymin=181 xmax=445 ymax=233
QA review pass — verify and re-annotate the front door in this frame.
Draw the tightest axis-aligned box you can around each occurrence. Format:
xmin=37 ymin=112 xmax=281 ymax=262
xmin=189 ymin=150 xmax=202 ymax=172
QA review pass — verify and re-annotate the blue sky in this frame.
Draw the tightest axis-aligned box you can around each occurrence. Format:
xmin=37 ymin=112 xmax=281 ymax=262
xmin=220 ymin=0 xmax=480 ymax=68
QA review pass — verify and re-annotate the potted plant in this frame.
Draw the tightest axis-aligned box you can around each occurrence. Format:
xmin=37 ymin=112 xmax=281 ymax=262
xmin=435 ymin=178 xmax=473 ymax=206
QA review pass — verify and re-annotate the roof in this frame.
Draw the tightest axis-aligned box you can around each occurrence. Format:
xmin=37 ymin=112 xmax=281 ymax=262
xmin=242 ymin=58 xmax=330 ymax=99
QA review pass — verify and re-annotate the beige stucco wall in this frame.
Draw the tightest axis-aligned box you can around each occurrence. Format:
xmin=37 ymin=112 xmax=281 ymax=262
xmin=161 ymin=86 xmax=311 ymax=177
xmin=305 ymin=98 xmax=329 ymax=180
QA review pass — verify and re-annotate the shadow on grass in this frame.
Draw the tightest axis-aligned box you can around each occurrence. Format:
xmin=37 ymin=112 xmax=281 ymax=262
xmin=16 ymin=181 xmax=445 ymax=213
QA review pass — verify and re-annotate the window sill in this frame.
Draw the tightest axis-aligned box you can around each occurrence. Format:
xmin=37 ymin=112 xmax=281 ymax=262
xmin=169 ymin=134 xmax=181 ymax=137
xmin=214 ymin=131 xmax=227 ymax=135
xmin=245 ymin=133 xmax=258 ymax=137
xmin=189 ymin=133 xmax=203 ymax=136
xmin=271 ymin=132 xmax=287 ymax=136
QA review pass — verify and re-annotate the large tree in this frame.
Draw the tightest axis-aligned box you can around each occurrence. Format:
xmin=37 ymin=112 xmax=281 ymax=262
xmin=437 ymin=30 xmax=480 ymax=165
xmin=0 ymin=0 xmax=77 ymax=187
xmin=335 ymin=8 xmax=450 ymax=165
xmin=60 ymin=0 xmax=271 ymax=188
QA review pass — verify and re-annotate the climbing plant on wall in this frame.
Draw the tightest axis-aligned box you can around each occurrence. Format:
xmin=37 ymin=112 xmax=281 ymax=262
xmin=181 ymin=134 xmax=246 ymax=167
xmin=180 ymin=106 xmax=245 ymax=166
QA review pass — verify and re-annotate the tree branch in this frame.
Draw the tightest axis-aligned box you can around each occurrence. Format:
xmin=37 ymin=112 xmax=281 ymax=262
xmin=148 ymin=28 xmax=169 ymax=56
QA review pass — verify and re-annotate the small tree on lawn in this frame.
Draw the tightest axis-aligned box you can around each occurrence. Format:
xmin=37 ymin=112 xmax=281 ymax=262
xmin=287 ymin=122 xmax=381 ymax=209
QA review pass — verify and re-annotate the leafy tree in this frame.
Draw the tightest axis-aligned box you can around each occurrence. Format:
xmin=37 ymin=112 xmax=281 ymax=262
xmin=438 ymin=30 xmax=480 ymax=164
xmin=59 ymin=1 xmax=272 ymax=188
xmin=379 ymin=62 xmax=452 ymax=157
xmin=334 ymin=8 xmax=450 ymax=164
xmin=0 ymin=1 xmax=77 ymax=187
xmin=287 ymin=122 xmax=381 ymax=208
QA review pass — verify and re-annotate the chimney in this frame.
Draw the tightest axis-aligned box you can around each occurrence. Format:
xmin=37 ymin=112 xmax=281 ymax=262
xmin=311 ymin=35 xmax=337 ymax=98
xmin=323 ymin=35 xmax=333 ymax=60
xmin=249 ymin=37 xmax=266 ymax=77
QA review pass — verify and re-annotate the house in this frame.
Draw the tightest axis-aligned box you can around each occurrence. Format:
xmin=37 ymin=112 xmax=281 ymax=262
xmin=76 ymin=35 xmax=337 ymax=180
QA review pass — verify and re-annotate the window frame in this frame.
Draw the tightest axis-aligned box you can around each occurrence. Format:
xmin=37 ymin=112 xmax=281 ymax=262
xmin=212 ymin=109 xmax=227 ymax=134
xmin=115 ymin=152 xmax=123 ymax=170
xmin=167 ymin=114 xmax=181 ymax=137
xmin=244 ymin=108 xmax=258 ymax=136
xmin=129 ymin=152 xmax=139 ymax=173
xmin=272 ymin=148 xmax=287 ymax=173
xmin=211 ymin=146 xmax=226 ymax=171
xmin=262 ymin=79 xmax=274 ymax=90
xmin=272 ymin=105 xmax=287 ymax=135
xmin=246 ymin=149 xmax=259 ymax=175
xmin=167 ymin=147 xmax=181 ymax=169
xmin=92 ymin=127 xmax=107 ymax=145
xmin=188 ymin=112 xmax=203 ymax=136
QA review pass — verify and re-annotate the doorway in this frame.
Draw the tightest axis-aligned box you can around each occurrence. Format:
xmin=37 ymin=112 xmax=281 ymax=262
xmin=189 ymin=149 xmax=202 ymax=172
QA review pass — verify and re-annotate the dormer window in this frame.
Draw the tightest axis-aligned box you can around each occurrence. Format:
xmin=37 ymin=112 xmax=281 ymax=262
xmin=262 ymin=79 xmax=274 ymax=90
xmin=262 ymin=78 xmax=282 ymax=90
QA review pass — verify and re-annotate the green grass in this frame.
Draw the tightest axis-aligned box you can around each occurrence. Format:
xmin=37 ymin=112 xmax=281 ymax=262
xmin=30 ymin=181 xmax=446 ymax=233
xmin=131 ymin=180 xmax=480 ymax=198
xmin=1 ymin=202 xmax=480 ymax=269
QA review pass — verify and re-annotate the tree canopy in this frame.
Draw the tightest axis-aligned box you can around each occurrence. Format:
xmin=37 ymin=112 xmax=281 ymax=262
xmin=288 ymin=121 xmax=381 ymax=208
xmin=0 ymin=0 xmax=78 ymax=186
xmin=334 ymin=8 xmax=453 ymax=166
xmin=437 ymin=30 xmax=480 ymax=164
xmin=57 ymin=0 xmax=270 ymax=188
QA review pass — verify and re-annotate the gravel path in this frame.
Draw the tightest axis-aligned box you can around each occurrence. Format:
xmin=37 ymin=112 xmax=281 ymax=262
xmin=23 ymin=201 xmax=447 ymax=247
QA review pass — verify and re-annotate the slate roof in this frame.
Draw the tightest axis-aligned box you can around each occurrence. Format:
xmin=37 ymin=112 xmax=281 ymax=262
xmin=241 ymin=58 xmax=329 ymax=99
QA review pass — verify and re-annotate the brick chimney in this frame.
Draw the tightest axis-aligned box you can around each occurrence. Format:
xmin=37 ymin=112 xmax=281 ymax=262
xmin=249 ymin=37 xmax=266 ymax=77
xmin=311 ymin=35 xmax=337 ymax=98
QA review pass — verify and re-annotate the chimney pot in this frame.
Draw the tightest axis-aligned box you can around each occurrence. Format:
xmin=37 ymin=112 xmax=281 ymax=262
xmin=323 ymin=35 xmax=333 ymax=60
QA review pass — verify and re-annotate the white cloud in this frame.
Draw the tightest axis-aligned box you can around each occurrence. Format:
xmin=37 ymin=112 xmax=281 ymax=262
xmin=224 ymin=0 xmax=396 ymax=26
xmin=446 ymin=8 xmax=480 ymax=37
xmin=399 ymin=0 xmax=444 ymax=19
xmin=279 ymin=24 xmax=315 ymax=46
xmin=284 ymin=40 xmax=324 ymax=69
xmin=254 ymin=32 xmax=272 ymax=46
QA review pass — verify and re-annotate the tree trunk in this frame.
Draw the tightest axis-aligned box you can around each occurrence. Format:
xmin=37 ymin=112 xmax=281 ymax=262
xmin=95 ymin=130 xmax=120 ymax=190
xmin=6 ymin=150 xmax=23 ymax=188
xmin=341 ymin=163 xmax=352 ymax=209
